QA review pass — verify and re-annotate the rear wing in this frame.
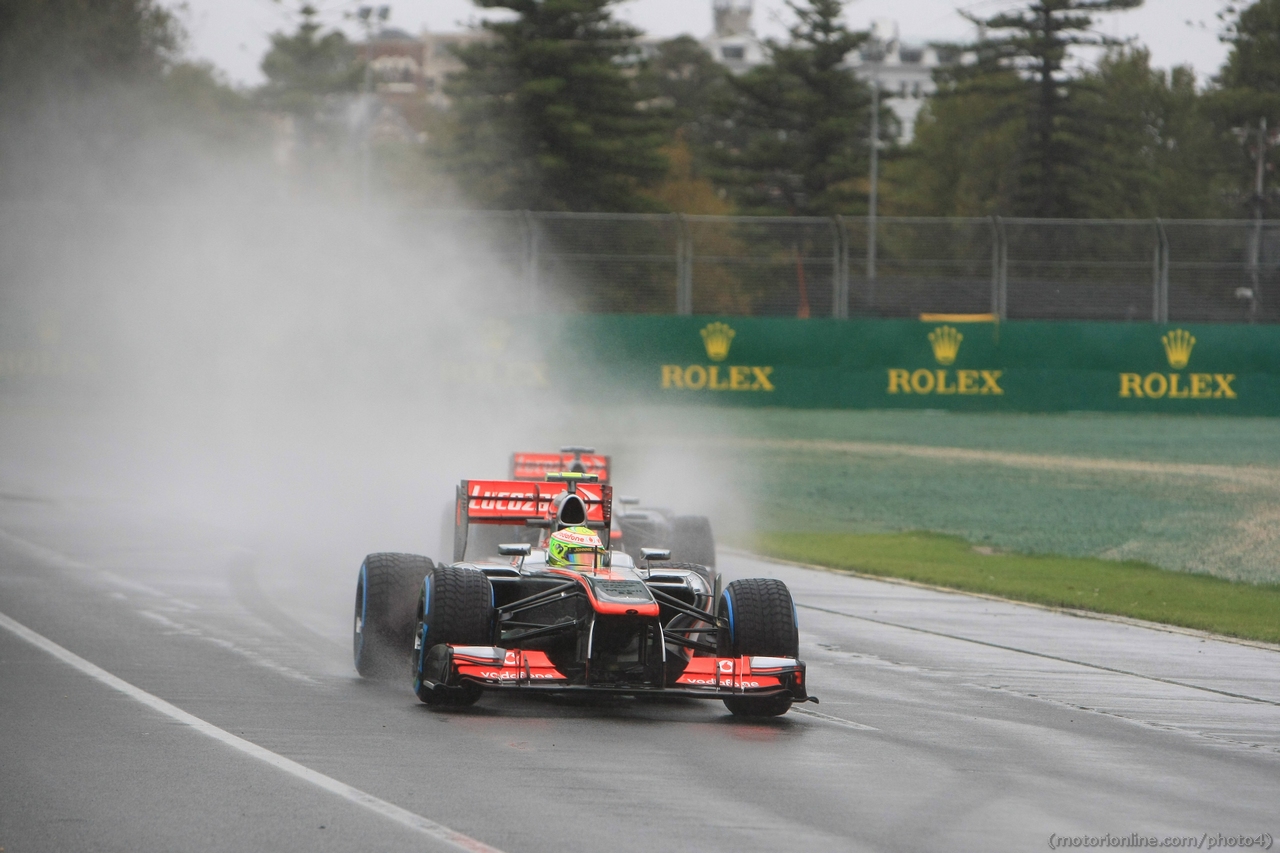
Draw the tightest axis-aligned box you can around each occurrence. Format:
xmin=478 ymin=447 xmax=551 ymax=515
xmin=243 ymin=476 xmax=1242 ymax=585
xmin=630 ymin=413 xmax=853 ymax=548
xmin=511 ymin=452 xmax=611 ymax=483
xmin=454 ymin=479 xmax=612 ymax=562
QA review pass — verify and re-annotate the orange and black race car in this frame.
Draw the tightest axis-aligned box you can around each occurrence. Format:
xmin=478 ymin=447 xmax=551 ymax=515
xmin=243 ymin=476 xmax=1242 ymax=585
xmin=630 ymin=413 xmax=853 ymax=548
xmin=353 ymin=472 xmax=812 ymax=717
xmin=510 ymin=447 xmax=717 ymax=570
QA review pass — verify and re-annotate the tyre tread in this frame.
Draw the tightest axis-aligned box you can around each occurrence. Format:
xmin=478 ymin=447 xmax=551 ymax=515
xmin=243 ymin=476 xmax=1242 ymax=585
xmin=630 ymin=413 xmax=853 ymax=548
xmin=718 ymin=577 xmax=799 ymax=718
xmin=721 ymin=577 xmax=798 ymax=658
xmin=415 ymin=565 xmax=492 ymax=707
xmin=354 ymin=552 xmax=433 ymax=678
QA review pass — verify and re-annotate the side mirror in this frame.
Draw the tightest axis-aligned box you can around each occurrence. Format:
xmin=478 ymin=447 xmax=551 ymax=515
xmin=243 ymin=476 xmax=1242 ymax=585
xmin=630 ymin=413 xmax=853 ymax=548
xmin=640 ymin=548 xmax=671 ymax=562
xmin=498 ymin=543 xmax=532 ymax=557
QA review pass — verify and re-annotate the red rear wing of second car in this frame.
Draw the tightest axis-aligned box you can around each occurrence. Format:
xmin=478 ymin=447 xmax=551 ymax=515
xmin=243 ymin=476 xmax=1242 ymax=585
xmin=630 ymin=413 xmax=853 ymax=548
xmin=453 ymin=479 xmax=612 ymax=561
xmin=511 ymin=452 xmax=611 ymax=483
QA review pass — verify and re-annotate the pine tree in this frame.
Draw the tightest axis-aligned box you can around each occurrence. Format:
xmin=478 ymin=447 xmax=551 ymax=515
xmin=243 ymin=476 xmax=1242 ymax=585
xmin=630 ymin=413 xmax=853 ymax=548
xmin=1073 ymin=50 xmax=1234 ymax=218
xmin=1208 ymin=0 xmax=1280 ymax=212
xmin=441 ymin=0 xmax=667 ymax=212
xmin=635 ymin=37 xmax=730 ymax=163
xmin=258 ymin=5 xmax=362 ymax=119
xmin=888 ymin=61 xmax=1026 ymax=216
xmin=1219 ymin=0 xmax=1280 ymax=101
xmin=0 ymin=0 xmax=180 ymax=94
xmin=896 ymin=42 xmax=1231 ymax=219
xmin=633 ymin=36 xmax=734 ymax=213
xmin=710 ymin=0 xmax=872 ymax=215
xmin=960 ymin=0 xmax=1144 ymax=217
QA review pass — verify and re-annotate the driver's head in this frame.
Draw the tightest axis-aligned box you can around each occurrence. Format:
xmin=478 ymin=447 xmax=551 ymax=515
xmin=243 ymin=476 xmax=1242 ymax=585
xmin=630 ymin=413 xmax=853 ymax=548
xmin=546 ymin=526 xmax=605 ymax=569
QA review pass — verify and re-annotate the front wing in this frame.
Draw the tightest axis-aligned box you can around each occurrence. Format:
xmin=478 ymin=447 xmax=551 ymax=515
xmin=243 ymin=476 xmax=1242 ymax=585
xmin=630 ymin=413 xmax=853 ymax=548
xmin=422 ymin=645 xmax=811 ymax=702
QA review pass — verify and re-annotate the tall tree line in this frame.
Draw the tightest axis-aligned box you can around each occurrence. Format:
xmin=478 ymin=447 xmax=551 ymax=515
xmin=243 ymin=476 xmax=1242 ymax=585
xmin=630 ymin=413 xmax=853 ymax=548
xmin=430 ymin=0 xmax=1280 ymax=219
xmin=10 ymin=0 xmax=1280 ymax=217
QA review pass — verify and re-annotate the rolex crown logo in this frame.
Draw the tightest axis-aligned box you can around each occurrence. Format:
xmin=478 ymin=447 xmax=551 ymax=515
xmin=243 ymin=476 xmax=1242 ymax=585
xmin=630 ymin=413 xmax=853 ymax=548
xmin=928 ymin=325 xmax=963 ymax=366
xmin=1161 ymin=329 xmax=1195 ymax=370
xmin=700 ymin=322 xmax=735 ymax=362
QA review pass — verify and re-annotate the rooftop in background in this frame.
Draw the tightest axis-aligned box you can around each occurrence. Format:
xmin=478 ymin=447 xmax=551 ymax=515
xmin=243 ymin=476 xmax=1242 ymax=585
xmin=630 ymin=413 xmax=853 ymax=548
xmin=362 ymin=5 xmax=946 ymax=142
xmin=700 ymin=8 xmax=944 ymax=142
xmin=178 ymin=0 xmax=1228 ymax=91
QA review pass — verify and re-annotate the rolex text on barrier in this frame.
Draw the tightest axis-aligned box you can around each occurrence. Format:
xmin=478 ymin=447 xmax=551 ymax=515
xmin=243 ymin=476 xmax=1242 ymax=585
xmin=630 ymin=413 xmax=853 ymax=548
xmin=548 ymin=316 xmax=1279 ymax=415
xmin=885 ymin=325 xmax=1004 ymax=396
xmin=1116 ymin=330 xmax=1237 ymax=400
xmin=659 ymin=322 xmax=775 ymax=393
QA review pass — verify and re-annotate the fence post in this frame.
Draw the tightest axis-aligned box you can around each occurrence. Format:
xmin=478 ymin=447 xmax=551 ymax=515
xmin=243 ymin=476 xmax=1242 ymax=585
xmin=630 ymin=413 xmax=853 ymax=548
xmin=990 ymin=216 xmax=1007 ymax=320
xmin=522 ymin=210 xmax=539 ymax=308
xmin=866 ymin=213 xmax=878 ymax=308
xmin=1160 ymin=222 xmax=1170 ymax=323
xmin=1001 ymin=220 xmax=1009 ymax=319
xmin=1153 ymin=219 xmax=1170 ymax=323
xmin=832 ymin=215 xmax=848 ymax=318
xmin=1151 ymin=219 xmax=1161 ymax=323
xmin=675 ymin=213 xmax=692 ymax=315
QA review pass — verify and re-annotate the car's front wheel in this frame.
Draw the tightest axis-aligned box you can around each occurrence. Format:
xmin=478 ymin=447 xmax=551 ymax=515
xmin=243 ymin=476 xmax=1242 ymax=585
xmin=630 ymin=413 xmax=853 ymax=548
xmin=413 ymin=565 xmax=493 ymax=707
xmin=353 ymin=553 xmax=433 ymax=679
xmin=717 ymin=577 xmax=799 ymax=718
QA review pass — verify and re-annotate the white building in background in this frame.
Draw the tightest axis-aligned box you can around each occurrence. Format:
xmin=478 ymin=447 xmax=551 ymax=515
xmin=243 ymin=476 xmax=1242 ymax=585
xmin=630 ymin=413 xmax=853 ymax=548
xmin=846 ymin=19 xmax=941 ymax=144
xmin=700 ymin=5 xmax=943 ymax=143
xmin=702 ymin=0 xmax=767 ymax=74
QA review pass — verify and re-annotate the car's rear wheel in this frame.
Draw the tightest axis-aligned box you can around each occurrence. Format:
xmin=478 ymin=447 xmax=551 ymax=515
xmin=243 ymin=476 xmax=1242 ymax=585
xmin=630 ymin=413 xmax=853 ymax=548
xmin=660 ymin=559 xmax=716 ymax=598
xmin=672 ymin=515 xmax=716 ymax=568
xmin=354 ymin=553 xmax=434 ymax=679
xmin=717 ymin=577 xmax=799 ymax=718
xmin=413 ymin=565 xmax=493 ymax=707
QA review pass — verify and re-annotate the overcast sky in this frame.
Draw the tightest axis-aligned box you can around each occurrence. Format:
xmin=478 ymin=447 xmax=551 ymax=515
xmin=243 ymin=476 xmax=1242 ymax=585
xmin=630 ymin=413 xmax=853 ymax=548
xmin=174 ymin=0 xmax=1233 ymax=89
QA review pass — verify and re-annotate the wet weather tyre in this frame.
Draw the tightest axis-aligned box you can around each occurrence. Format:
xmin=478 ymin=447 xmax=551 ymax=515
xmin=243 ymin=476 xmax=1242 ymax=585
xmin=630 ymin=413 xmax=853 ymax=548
xmin=673 ymin=515 xmax=716 ymax=568
xmin=353 ymin=553 xmax=434 ymax=679
xmin=413 ymin=565 xmax=493 ymax=707
xmin=717 ymin=577 xmax=799 ymax=718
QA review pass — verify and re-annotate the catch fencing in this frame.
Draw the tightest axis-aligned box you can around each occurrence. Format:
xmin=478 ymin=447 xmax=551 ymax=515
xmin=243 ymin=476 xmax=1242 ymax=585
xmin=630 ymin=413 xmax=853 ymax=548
xmin=4 ymin=205 xmax=1277 ymax=323
xmin=439 ymin=212 xmax=1280 ymax=324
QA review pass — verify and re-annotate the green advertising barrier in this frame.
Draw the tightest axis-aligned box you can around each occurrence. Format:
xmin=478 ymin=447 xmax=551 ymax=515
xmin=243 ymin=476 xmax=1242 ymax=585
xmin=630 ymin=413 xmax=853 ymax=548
xmin=553 ymin=315 xmax=1280 ymax=415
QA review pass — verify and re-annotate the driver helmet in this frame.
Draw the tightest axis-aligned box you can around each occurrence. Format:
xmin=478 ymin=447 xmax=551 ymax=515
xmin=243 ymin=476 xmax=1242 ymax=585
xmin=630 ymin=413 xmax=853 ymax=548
xmin=547 ymin=526 xmax=605 ymax=570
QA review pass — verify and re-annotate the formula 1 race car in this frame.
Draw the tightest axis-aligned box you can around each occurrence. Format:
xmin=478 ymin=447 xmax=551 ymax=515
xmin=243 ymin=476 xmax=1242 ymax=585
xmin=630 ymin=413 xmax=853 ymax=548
xmin=353 ymin=473 xmax=811 ymax=717
xmin=511 ymin=447 xmax=717 ymax=569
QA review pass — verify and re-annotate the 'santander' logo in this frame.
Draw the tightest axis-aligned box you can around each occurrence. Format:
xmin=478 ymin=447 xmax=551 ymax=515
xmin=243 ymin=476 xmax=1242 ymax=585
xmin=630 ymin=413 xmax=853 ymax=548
xmin=928 ymin=326 xmax=963 ymax=366
xmin=1119 ymin=329 xmax=1235 ymax=400
xmin=662 ymin=322 xmax=774 ymax=393
xmin=887 ymin=325 xmax=1003 ymax=396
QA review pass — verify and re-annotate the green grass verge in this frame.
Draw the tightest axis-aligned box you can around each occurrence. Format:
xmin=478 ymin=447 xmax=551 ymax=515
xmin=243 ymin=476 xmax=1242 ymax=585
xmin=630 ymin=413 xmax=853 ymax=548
xmin=752 ymin=531 xmax=1280 ymax=645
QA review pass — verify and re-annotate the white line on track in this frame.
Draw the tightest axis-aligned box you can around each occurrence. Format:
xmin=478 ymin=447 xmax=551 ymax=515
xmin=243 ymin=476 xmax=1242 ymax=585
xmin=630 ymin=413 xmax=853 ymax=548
xmin=0 ymin=610 xmax=506 ymax=853
xmin=790 ymin=706 xmax=878 ymax=730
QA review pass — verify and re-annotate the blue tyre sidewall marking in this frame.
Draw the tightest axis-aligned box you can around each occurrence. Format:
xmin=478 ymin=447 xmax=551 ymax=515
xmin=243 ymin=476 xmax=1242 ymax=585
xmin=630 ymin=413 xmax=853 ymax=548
xmin=414 ymin=623 xmax=429 ymax=686
xmin=414 ymin=571 xmax=435 ymax=691
xmin=422 ymin=573 xmax=432 ymax=644
xmin=355 ymin=562 xmax=368 ymax=665
xmin=721 ymin=589 xmax=735 ymax=650
xmin=414 ymin=572 xmax=432 ymax=688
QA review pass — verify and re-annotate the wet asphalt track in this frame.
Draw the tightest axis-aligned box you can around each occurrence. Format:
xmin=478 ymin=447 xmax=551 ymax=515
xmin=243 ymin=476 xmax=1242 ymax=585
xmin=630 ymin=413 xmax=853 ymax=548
xmin=2 ymin=496 xmax=1279 ymax=853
